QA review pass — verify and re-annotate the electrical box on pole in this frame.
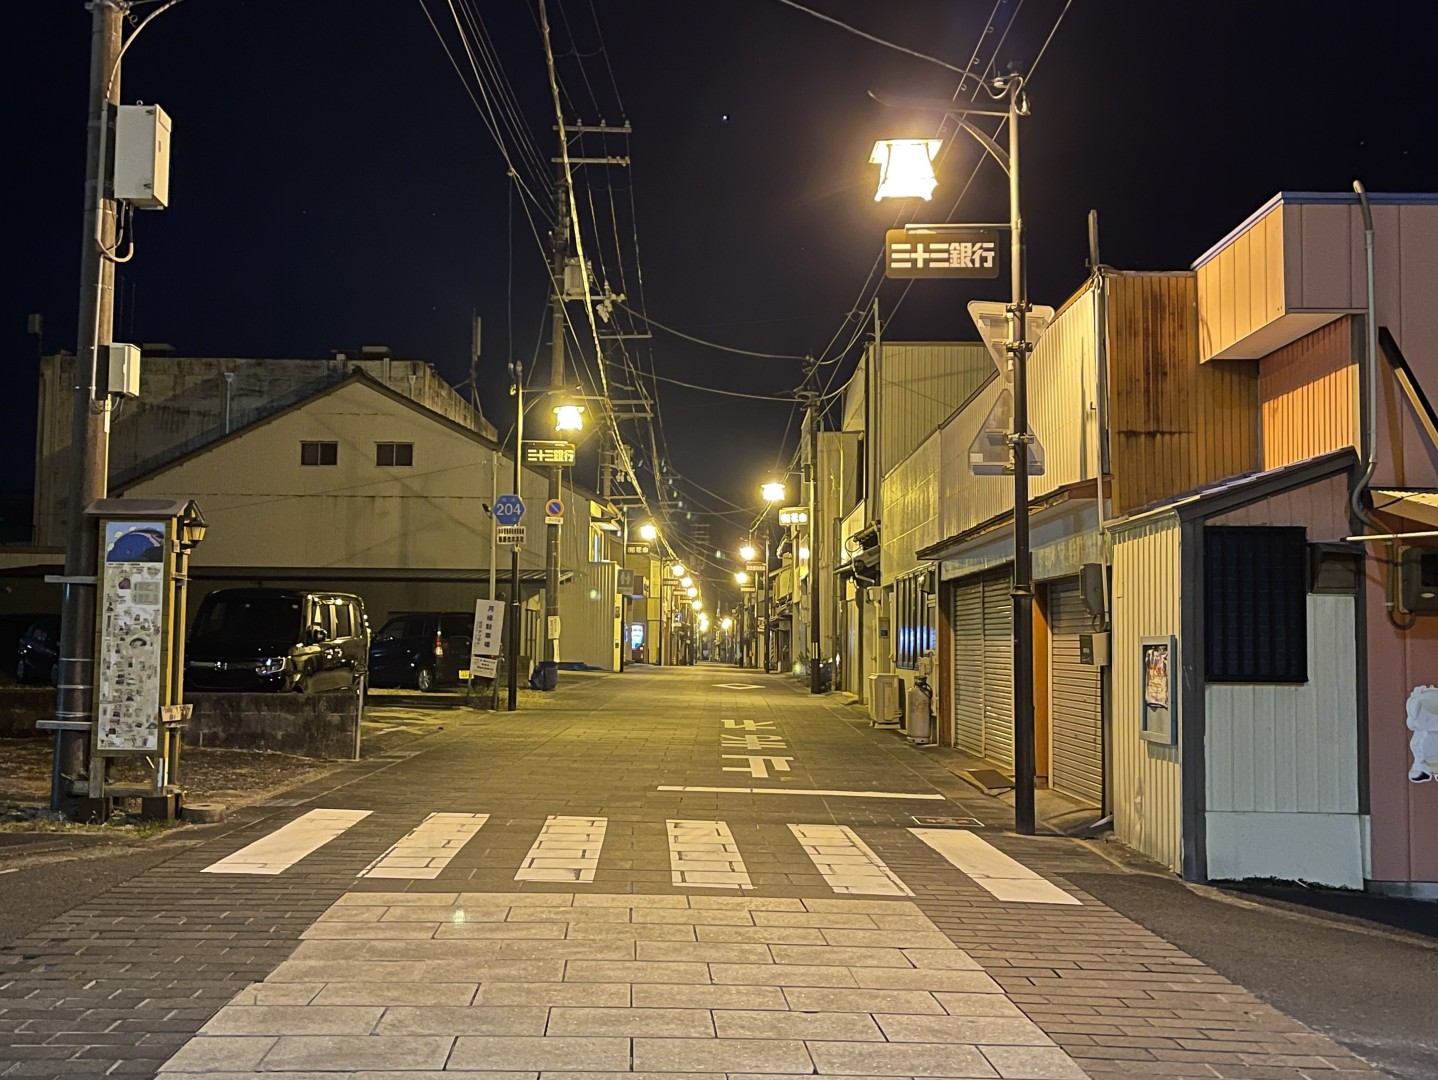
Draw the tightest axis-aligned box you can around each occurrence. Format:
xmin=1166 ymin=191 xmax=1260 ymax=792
xmin=113 ymin=104 xmax=172 ymax=209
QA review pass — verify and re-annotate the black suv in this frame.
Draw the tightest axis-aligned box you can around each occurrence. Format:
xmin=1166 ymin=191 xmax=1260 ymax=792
xmin=368 ymin=611 xmax=475 ymax=691
xmin=185 ymin=589 xmax=369 ymax=693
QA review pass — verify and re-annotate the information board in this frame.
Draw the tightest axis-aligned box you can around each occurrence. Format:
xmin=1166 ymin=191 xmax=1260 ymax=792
xmin=95 ymin=520 xmax=168 ymax=752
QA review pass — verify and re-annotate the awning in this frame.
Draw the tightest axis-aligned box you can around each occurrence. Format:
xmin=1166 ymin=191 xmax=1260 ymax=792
xmin=1372 ymin=489 xmax=1438 ymax=528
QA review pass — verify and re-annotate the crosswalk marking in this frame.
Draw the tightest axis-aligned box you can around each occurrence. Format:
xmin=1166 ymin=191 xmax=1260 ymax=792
xmin=910 ymin=828 xmax=1082 ymax=905
xmin=790 ymin=824 xmax=913 ymax=896
xmin=359 ymin=812 xmax=489 ymax=880
xmin=202 ymin=808 xmax=371 ymax=875
xmin=667 ymin=819 xmax=752 ymax=889
xmin=515 ymin=815 xmax=607 ymax=883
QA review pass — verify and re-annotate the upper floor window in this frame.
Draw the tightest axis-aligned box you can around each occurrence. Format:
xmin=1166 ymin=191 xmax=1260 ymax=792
xmin=300 ymin=441 xmax=338 ymax=466
xmin=376 ymin=442 xmax=414 ymax=467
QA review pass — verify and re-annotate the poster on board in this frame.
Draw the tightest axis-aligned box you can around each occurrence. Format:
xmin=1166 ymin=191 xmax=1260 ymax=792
xmin=95 ymin=521 xmax=167 ymax=752
xmin=1139 ymin=636 xmax=1176 ymax=745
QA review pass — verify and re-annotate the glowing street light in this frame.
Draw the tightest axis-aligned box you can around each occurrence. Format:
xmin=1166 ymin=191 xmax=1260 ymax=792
xmin=869 ymin=138 xmax=942 ymax=201
xmin=721 ymin=616 xmax=733 ymax=631
xmin=639 ymin=522 xmax=658 ymax=542
xmin=670 ymin=562 xmax=686 ymax=577
xmin=761 ymin=481 xmax=787 ymax=503
xmin=799 ymin=546 xmax=810 ymax=561
xmin=738 ymin=543 xmax=756 ymax=562
xmin=686 ymin=586 xmax=698 ymax=598
xmin=680 ymin=576 xmax=693 ymax=589
xmin=734 ymin=571 xmax=749 ymax=585
xmin=691 ymin=598 xmax=703 ymax=610
xmin=553 ymin=403 xmax=586 ymax=432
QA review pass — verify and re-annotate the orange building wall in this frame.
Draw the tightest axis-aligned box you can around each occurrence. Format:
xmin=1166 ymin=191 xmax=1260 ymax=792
xmin=1259 ymin=317 xmax=1359 ymax=470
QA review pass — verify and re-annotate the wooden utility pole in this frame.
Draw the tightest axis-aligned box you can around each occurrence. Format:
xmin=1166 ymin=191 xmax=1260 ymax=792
xmin=50 ymin=0 xmax=124 ymax=812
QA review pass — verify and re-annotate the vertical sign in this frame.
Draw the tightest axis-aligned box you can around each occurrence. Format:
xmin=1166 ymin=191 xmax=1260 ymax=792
xmin=470 ymin=598 xmax=505 ymax=679
xmin=96 ymin=521 xmax=168 ymax=752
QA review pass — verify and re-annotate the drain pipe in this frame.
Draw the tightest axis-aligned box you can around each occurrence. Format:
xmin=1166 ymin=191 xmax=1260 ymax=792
xmin=223 ymin=371 xmax=236 ymax=433
xmin=1350 ymin=181 xmax=1411 ymax=627
xmin=1351 ymin=181 xmax=1380 ymax=528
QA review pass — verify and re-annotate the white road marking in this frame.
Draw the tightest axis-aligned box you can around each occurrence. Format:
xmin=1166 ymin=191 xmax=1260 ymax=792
xmin=790 ymin=824 xmax=913 ymax=896
xmin=657 ymin=785 xmax=946 ymax=800
xmin=910 ymin=828 xmax=1082 ymax=905
xmin=202 ymin=808 xmax=371 ymax=875
xmin=514 ymin=815 xmax=608 ymax=883
xmin=358 ymin=812 xmax=489 ymax=880
xmin=721 ymin=754 xmax=794 ymax=778
xmin=713 ymin=683 xmax=761 ymax=689
xmin=721 ymin=733 xmax=789 ymax=750
xmin=721 ymin=719 xmax=775 ymax=730
xmin=0 ymin=868 xmax=18 ymax=875
xmin=667 ymin=819 xmax=752 ymax=889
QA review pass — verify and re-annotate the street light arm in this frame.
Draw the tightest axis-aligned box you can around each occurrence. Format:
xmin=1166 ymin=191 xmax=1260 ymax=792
xmin=866 ymin=91 xmax=1011 ymax=176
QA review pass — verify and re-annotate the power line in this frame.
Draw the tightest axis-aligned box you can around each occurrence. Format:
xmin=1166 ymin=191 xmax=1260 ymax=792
xmin=616 ymin=302 xmax=809 ymax=361
xmin=773 ymin=0 xmax=984 ymax=85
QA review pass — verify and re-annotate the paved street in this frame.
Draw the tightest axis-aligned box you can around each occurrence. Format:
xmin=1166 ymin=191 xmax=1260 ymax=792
xmin=1 ymin=666 xmax=1432 ymax=1079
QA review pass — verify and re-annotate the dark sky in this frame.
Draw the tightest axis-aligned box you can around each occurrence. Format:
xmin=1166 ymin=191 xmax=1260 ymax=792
xmin=6 ymin=0 xmax=1433 ymax=550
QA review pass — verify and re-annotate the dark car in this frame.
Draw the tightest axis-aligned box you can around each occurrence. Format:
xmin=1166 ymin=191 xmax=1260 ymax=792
xmin=368 ymin=611 xmax=476 ymax=691
xmin=15 ymin=615 xmax=61 ymax=685
xmin=184 ymin=589 xmax=369 ymax=693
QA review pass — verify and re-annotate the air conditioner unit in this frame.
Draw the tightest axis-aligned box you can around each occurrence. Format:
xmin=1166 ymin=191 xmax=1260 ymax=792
xmin=869 ymin=673 xmax=901 ymax=725
xmin=1400 ymin=547 xmax=1438 ymax=613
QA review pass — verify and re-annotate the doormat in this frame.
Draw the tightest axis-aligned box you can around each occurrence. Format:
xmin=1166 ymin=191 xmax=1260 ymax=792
xmin=961 ymin=768 xmax=1015 ymax=795
xmin=911 ymin=815 xmax=983 ymax=828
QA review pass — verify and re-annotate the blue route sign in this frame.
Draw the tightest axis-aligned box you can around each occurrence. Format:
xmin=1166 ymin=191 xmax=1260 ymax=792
xmin=493 ymin=494 xmax=526 ymax=526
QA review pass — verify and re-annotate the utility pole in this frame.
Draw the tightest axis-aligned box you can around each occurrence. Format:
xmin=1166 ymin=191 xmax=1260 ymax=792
xmin=805 ymin=387 xmax=823 ymax=693
xmin=544 ymin=161 xmax=569 ymax=678
xmin=52 ymin=0 xmax=124 ymax=812
xmin=507 ymin=362 xmax=524 ymax=711
xmin=1004 ymin=75 xmax=1037 ymax=837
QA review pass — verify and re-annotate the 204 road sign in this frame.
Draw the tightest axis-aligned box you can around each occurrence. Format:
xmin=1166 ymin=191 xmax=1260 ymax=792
xmin=492 ymin=495 xmax=526 ymax=526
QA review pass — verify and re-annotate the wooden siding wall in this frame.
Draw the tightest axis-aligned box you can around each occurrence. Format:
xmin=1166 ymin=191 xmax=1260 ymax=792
xmin=1107 ymin=272 xmax=1260 ymax=516
xmin=1110 ymin=516 xmax=1185 ymax=872
xmin=1259 ymin=317 xmax=1359 ymax=470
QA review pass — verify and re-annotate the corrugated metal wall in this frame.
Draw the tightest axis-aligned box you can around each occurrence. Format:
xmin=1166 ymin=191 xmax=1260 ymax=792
xmin=952 ymin=579 xmax=984 ymax=755
xmin=1049 ymin=580 xmax=1104 ymax=805
xmin=1108 ymin=272 xmax=1260 ymax=516
xmin=1259 ymin=317 xmax=1359 ymax=470
xmin=1111 ymin=516 xmax=1185 ymax=871
xmin=1205 ymin=593 xmax=1358 ymax=815
xmin=882 ymin=432 xmax=940 ymax=584
xmin=950 ymin=570 xmax=1014 ymax=766
xmin=937 ymin=285 xmax=1100 ymax=543
xmin=1195 ymin=205 xmax=1285 ymax=362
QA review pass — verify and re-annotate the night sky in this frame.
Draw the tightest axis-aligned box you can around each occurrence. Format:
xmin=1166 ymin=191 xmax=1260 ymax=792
xmin=6 ymin=0 xmax=1433 ymax=552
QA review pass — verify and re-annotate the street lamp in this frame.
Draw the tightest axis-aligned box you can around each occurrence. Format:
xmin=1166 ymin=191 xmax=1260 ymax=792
xmin=686 ymin=586 xmax=698 ymax=599
xmin=734 ymin=571 xmax=749 ymax=585
xmin=871 ymin=73 xmax=1038 ymax=836
xmin=670 ymin=562 xmax=686 ymax=577
xmin=680 ymin=576 xmax=693 ymax=589
xmin=553 ymin=403 xmax=586 ymax=432
xmin=762 ymin=481 xmax=787 ymax=504
xmin=739 ymin=543 xmax=756 ymax=562
xmin=869 ymin=138 xmax=942 ymax=201
xmin=639 ymin=522 xmax=658 ymax=542
xmin=691 ymin=598 xmax=702 ymax=611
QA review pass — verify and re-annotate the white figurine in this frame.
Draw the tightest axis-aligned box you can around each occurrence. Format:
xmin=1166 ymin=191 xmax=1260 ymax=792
xmin=1404 ymin=684 xmax=1438 ymax=783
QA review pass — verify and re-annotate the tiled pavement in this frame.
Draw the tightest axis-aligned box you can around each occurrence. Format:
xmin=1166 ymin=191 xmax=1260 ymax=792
xmin=0 ymin=667 xmax=1394 ymax=1078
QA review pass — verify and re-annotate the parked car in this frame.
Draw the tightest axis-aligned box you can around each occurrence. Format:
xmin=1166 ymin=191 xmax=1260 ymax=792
xmin=368 ymin=611 xmax=476 ymax=691
xmin=184 ymin=589 xmax=369 ymax=693
xmin=15 ymin=615 xmax=61 ymax=685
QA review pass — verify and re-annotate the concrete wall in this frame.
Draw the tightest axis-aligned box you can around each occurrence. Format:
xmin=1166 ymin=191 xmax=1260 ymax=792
xmin=183 ymin=693 xmax=358 ymax=759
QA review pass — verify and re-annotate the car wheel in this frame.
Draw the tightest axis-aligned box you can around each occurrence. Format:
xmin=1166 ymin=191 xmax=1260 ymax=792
xmin=416 ymin=667 xmax=436 ymax=692
xmin=15 ymin=659 xmax=30 ymax=683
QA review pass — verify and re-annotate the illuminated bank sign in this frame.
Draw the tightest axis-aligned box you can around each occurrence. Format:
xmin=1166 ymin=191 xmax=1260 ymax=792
xmin=885 ymin=228 xmax=999 ymax=279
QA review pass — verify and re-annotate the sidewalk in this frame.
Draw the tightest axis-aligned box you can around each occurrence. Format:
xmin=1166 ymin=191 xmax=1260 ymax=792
xmin=0 ymin=665 xmax=1427 ymax=1079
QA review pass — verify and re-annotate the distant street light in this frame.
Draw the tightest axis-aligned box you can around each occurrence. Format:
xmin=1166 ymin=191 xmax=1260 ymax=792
xmin=686 ymin=586 xmax=698 ymax=598
xmin=639 ymin=522 xmax=658 ymax=541
xmin=691 ymin=598 xmax=703 ymax=611
xmin=739 ymin=543 xmax=756 ymax=562
xmin=721 ymin=616 xmax=733 ymax=631
xmin=670 ymin=562 xmax=686 ymax=577
xmin=681 ymin=576 xmax=693 ymax=589
xmin=761 ymin=481 xmax=787 ymax=504
xmin=734 ymin=571 xmax=749 ymax=585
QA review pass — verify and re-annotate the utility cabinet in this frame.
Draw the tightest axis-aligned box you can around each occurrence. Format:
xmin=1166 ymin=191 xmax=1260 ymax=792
xmin=114 ymin=104 xmax=171 ymax=208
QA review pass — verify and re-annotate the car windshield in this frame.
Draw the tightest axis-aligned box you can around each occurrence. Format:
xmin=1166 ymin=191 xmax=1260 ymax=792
xmin=191 ymin=595 xmax=302 ymax=644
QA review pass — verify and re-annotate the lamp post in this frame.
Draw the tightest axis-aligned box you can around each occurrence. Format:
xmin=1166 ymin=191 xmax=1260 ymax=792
xmin=760 ymin=481 xmax=786 ymax=674
xmin=871 ymin=75 xmax=1037 ymax=835
xmin=506 ymin=361 xmax=525 ymax=711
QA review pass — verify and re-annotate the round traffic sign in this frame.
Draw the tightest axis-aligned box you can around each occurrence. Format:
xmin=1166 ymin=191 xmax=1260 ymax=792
xmin=493 ymin=495 xmax=526 ymax=526
xmin=546 ymin=498 xmax=563 ymax=518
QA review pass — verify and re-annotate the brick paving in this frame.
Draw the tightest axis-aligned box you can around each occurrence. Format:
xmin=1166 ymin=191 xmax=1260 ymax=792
xmin=0 ymin=666 xmax=1398 ymax=1078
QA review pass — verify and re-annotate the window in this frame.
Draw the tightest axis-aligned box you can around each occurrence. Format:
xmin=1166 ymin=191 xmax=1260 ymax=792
xmin=1204 ymin=526 xmax=1308 ymax=683
xmin=376 ymin=442 xmax=414 ymax=467
xmin=333 ymin=602 xmax=353 ymax=638
xmin=894 ymin=570 xmax=935 ymax=670
xmin=300 ymin=441 xmax=338 ymax=466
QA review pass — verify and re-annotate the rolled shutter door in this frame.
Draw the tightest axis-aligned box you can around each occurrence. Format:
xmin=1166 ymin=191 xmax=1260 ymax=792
xmin=981 ymin=571 xmax=1014 ymax=768
xmin=1049 ymin=579 xmax=1104 ymax=804
xmin=951 ymin=579 xmax=984 ymax=755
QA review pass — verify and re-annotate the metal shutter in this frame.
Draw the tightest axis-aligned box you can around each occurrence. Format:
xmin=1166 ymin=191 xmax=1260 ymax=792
xmin=981 ymin=571 xmax=1015 ymax=767
xmin=951 ymin=579 xmax=985 ymax=755
xmin=1049 ymin=580 xmax=1104 ymax=805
